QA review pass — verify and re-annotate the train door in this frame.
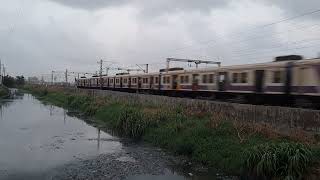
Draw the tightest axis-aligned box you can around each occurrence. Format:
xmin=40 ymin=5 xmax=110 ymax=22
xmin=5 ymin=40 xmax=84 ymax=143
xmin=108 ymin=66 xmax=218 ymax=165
xmin=285 ymin=62 xmax=294 ymax=95
xmin=120 ymin=77 xmax=123 ymax=88
xmin=172 ymin=75 xmax=178 ymax=90
xmin=128 ymin=77 xmax=131 ymax=88
xmin=255 ymin=70 xmax=265 ymax=93
xmin=138 ymin=77 xmax=142 ymax=89
xmin=158 ymin=75 xmax=162 ymax=90
xmin=150 ymin=77 xmax=154 ymax=89
xmin=218 ymin=72 xmax=228 ymax=91
xmin=192 ymin=74 xmax=199 ymax=90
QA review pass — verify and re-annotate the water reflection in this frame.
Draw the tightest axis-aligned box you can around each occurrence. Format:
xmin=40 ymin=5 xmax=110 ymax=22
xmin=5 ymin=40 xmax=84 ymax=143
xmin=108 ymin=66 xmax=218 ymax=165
xmin=0 ymin=93 xmax=122 ymax=177
xmin=97 ymin=129 xmax=101 ymax=152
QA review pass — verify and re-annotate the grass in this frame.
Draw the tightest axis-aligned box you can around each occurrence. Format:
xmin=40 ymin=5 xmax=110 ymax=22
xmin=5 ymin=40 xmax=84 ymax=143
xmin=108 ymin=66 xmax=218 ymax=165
xmin=23 ymin=85 xmax=320 ymax=179
xmin=245 ymin=142 xmax=312 ymax=179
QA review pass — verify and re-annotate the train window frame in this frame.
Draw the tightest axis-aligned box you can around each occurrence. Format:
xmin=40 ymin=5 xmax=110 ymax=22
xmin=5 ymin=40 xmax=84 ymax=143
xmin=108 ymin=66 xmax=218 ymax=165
xmin=232 ymin=73 xmax=239 ymax=83
xmin=185 ymin=75 xmax=189 ymax=84
xmin=180 ymin=76 xmax=184 ymax=84
xmin=209 ymin=74 xmax=215 ymax=84
xmin=155 ymin=77 xmax=159 ymax=84
xmin=241 ymin=72 xmax=248 ymax=83
xmin=133 ymin=78 xmax=137 ymax=84
xmin=272 ymin=70 xmax=283 ymax=84
xmin=202 ymin=74 xmax=208 ymax=84
xmin=180 ymin=75 xmax=189 ymax=84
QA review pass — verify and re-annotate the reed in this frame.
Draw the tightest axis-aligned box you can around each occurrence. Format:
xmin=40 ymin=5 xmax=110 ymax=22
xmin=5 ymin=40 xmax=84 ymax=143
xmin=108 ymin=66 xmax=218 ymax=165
xmin=244 ymin=142 xmax=312 ymax=179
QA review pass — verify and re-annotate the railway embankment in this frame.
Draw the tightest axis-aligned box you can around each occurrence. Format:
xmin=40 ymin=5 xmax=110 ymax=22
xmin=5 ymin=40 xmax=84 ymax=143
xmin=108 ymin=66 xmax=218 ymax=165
xmin=24 ymin=85 xmax=320 ymax=179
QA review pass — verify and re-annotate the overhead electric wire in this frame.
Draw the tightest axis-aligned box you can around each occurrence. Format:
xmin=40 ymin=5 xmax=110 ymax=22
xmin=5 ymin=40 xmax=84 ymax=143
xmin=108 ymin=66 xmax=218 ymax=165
xmin=169 ymin=8 xmax=320 ymax=53
xmin=168 ymin=21 xmax=320 ymax=58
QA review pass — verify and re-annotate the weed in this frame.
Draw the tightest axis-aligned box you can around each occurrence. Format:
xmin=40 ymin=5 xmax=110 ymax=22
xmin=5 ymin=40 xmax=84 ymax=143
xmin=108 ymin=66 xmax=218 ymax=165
xmin=245 ymin=142 xmax=312 ymax=179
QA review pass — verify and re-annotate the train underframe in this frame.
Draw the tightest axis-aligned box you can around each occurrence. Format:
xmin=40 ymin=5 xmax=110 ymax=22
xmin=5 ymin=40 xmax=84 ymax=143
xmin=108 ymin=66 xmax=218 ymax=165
xmin=77 ymin=86 xmax=320 ymax=109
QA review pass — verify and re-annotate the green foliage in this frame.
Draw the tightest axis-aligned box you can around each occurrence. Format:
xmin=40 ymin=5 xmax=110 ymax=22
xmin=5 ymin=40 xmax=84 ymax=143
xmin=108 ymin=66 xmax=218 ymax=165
xmin=3 ymin=75 xmax=25 ymax=88
xmin=245 ymin=142 xmax=312 ymax=179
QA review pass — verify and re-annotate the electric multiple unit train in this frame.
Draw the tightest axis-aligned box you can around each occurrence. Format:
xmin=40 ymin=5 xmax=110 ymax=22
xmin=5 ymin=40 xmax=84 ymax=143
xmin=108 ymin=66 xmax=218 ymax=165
xmin=76 ymin=55 xmax=320 ymax=108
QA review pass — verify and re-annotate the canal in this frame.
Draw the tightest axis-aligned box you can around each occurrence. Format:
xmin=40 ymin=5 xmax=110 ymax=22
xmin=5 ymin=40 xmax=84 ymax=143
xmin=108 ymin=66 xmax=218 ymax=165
xmin=0 ymin=92 xmax=231 ymax=180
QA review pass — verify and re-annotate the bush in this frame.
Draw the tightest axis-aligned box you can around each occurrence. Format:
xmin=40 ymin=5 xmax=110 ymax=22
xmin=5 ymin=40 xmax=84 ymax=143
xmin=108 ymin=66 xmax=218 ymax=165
xmin=244 ymin=142 xmax=312 ymax=179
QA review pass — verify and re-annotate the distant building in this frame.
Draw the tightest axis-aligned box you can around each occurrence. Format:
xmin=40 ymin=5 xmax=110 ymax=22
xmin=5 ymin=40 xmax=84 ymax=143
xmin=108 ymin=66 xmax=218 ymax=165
xmin=28 ymin=77 xmax=40 ymax=84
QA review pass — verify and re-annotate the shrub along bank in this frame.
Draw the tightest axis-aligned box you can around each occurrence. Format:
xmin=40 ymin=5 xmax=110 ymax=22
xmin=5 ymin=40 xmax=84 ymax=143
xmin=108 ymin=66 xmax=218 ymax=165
xmin=25 ymin=86 xmax=320 ymax=179
xmin=0 ymin=85 xmax=10 ymax=98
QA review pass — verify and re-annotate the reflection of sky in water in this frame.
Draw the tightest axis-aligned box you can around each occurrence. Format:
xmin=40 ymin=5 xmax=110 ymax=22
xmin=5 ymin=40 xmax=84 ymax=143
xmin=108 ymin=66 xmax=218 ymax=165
xmin=0 ymin=94 xmax=122 ymax=174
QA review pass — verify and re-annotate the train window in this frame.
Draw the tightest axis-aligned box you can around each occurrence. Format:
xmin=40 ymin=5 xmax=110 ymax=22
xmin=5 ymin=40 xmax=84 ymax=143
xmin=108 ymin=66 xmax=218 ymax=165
xmin=232 ymin=73 xmax=239 ymax=83
xmin=202 ymin=75 xmax=208 ymax=83
xmin=155 ymin=77 xmax=159 ymax=84
xmin=185 ymin=76 xmax=189 ymax=83
xmin=209 ymin=74 xmax=215 ymax=83
xmin=241 ymin=72 xmax=248 ymax=83
xmin=180 ymin=76 xmax=189 ymax=84
xmin=142 ymin=78 xmax=148 ymax=84
xmin=273 ymin=71 xmax=283 ymax=83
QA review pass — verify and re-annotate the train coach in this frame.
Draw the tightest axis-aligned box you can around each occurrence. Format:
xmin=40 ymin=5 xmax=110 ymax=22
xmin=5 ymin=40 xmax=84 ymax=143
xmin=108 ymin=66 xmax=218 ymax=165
xmin=76 ymin=55 xmax=320 ymax=108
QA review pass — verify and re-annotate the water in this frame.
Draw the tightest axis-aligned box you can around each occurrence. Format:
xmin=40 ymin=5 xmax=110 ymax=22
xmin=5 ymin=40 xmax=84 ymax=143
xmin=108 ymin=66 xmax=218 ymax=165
xmin=0 ymin=93 xmax=121 ymax=176
xmin=0 ymin=92 xmax=230 ymax=180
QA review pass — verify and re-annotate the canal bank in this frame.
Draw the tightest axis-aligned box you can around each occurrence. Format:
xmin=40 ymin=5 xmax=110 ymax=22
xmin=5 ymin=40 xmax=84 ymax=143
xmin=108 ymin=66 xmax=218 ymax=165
xmin=0 ymin=91 xmax=228 ymax=180
xmin=24 ymin=86 xmax=320 ymax=179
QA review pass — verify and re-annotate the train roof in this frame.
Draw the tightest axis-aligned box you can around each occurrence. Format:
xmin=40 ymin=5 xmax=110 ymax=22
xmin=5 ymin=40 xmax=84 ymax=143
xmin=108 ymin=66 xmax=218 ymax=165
xmin=81 ymin=57 xmax=320 ymax=79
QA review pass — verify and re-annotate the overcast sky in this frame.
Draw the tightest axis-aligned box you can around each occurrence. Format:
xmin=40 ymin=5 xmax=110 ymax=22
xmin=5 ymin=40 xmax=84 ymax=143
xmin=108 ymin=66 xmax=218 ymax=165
xmin=1 ymin=0 xmax=320 ymax=80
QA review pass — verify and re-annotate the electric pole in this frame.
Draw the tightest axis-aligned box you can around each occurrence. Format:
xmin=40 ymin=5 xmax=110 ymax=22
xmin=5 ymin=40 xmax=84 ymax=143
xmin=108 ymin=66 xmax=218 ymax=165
xmin=99 ymin=59 xmax=103 ymax=89
xmin=51 ymin=71 xmax=54 ymax=85
xmin=0 ymin=59 xmax=2 ymax=85
xmin=65 ymin=69 xmax=68 ymax=84
xmin=136 ymin=64 xmax=149 ymax=73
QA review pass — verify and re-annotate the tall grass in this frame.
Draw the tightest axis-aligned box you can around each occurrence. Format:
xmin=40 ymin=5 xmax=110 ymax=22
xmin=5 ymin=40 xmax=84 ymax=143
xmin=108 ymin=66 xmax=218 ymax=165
xmin=245 ymin=142 xmax=312 ymax=179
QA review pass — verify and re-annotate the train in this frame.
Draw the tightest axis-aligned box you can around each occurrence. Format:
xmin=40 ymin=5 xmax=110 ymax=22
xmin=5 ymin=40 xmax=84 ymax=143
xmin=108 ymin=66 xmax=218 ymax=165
xmin=76 ymin=55 xmax=320 ymax=109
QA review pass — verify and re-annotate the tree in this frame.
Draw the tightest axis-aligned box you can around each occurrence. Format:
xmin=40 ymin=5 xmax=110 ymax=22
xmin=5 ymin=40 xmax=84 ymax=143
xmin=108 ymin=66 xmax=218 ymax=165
xmin=16 ymin=76 xmax=25 ymax=86
xmin=2 ymin=75 xmax=25 ymax=87
xmin=3 ymin=75 xmax=15 ymax=87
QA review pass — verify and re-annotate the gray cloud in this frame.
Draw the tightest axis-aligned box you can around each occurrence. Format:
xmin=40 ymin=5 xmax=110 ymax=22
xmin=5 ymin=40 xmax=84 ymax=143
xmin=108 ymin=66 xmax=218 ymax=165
xmin=50 ymin=0 xmax=230 ymax=14
xmin=1 ymin=0 xmax=320 ymax=80
xmin=50 ymin=0 xmax=128 ymax=10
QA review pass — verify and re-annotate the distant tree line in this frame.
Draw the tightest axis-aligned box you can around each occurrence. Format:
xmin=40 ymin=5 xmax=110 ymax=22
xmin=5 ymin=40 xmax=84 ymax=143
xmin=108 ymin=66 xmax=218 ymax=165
xmin=3 ymin=75 xmax=25 ymax=88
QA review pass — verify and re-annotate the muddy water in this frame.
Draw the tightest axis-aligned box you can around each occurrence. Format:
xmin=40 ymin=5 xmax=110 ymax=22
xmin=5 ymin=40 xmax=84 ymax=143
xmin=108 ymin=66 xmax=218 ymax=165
xmin=0 ymin=94 xmax=120 ymax=177
xmin=0 ymin=93 xmax=231 ymax=180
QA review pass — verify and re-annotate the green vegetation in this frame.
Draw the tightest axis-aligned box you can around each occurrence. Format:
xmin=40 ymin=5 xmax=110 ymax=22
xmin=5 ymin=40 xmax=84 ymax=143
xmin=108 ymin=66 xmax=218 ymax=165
xmin=245 ymin=143 xmax=312 ymax=179
xmin=0 ymin=85 xmax=10 ymax=98
xmin=3 ymin=75 xmax=25 ymax=88
xmin=24 ymin=86 xmax=320 ymax=179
